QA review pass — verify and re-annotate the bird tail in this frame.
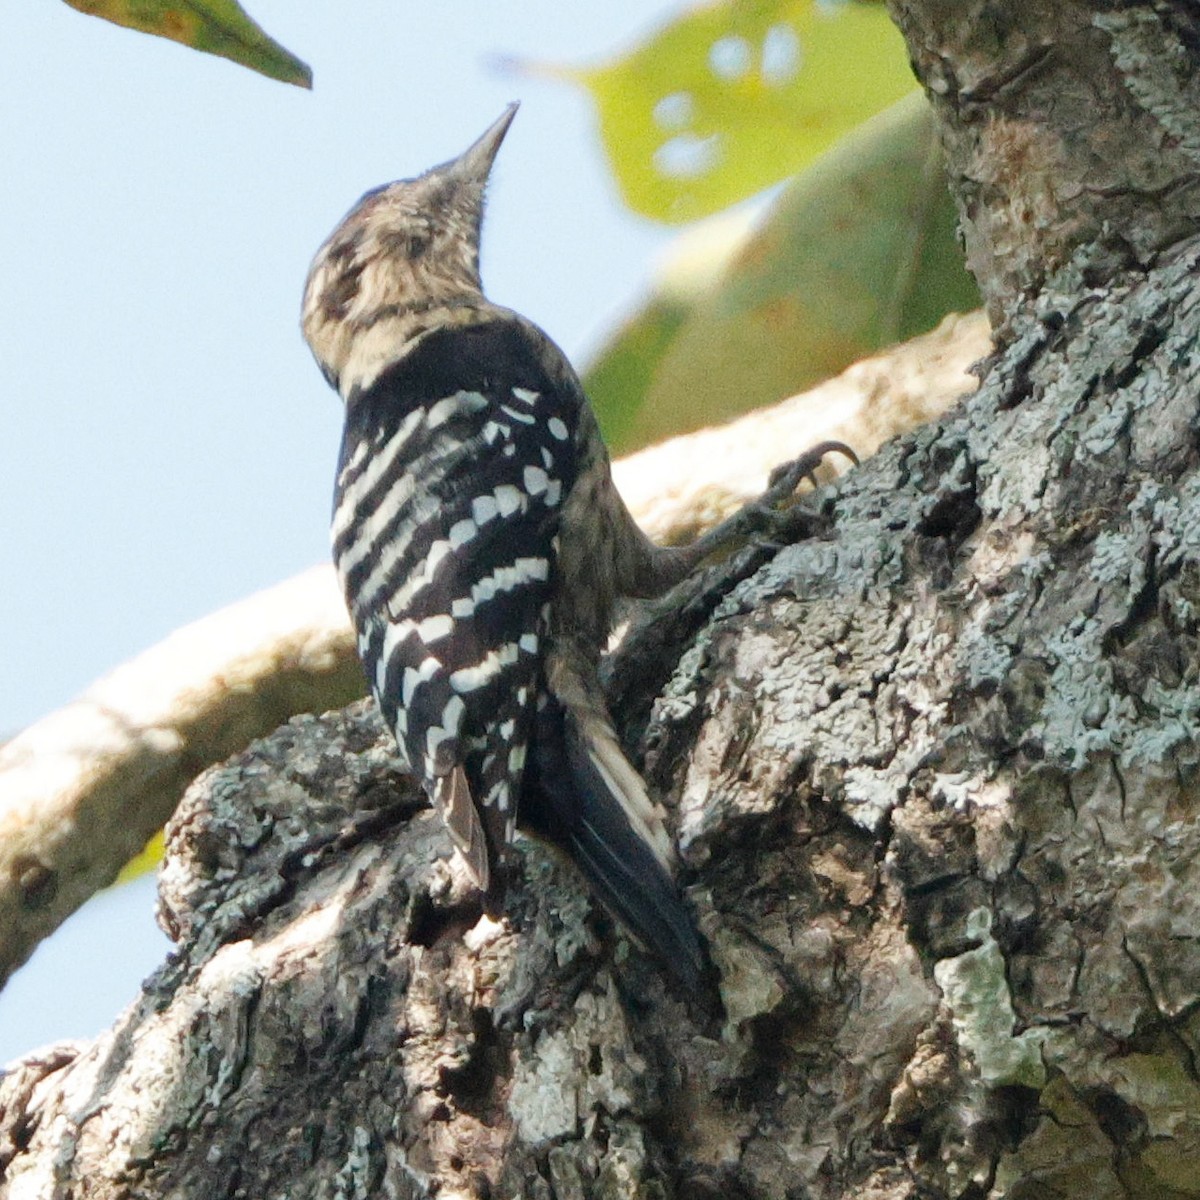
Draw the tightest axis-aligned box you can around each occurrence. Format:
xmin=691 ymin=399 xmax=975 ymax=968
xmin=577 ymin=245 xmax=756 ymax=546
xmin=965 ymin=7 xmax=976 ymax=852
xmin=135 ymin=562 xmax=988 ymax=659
xmin=521 ymin=688 xmax=709 ymax=993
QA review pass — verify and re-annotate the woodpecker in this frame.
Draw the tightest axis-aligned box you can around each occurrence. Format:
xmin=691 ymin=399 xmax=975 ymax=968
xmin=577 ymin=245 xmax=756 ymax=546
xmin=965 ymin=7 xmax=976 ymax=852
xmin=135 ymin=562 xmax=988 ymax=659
xmin=302 ymin=104 xmax=853 ymax=990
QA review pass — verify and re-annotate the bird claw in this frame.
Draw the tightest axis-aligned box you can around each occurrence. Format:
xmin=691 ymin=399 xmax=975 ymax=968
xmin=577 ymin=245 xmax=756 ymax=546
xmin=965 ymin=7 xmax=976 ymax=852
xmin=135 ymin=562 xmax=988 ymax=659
xmin=734 ymin=440 xmax=858 ymax=549
xmin=764 ymin=440 xmax=858 ymax=505
xmin=685 ymin=440 xmax=857 ymax=564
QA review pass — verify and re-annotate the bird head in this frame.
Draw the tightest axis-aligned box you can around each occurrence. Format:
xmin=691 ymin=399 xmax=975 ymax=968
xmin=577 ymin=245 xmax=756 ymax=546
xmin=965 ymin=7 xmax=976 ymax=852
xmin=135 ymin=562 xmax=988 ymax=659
xmin=302 ymin=103 xmax=518 ymax=395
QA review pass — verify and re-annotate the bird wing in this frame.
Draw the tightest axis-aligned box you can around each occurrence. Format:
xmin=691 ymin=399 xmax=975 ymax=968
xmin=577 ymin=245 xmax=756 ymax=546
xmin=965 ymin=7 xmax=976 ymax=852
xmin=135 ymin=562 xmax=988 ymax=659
xmin=333 ymin=318 xmax=579 ymax=892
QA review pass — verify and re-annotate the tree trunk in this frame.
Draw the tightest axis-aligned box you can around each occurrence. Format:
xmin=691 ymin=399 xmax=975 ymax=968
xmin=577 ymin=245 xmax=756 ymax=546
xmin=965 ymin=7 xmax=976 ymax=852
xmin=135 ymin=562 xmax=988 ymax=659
xmin=5 ymin=4 xmax=1200 ymax=1198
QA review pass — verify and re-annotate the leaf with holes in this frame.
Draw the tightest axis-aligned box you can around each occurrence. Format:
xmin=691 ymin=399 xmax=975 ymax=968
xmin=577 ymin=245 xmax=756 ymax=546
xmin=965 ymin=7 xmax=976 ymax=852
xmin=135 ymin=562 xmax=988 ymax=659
xmin=585 ymin=93 xmax=981 ymax=452
xmin=62 ymin=0 xmax=312 ymax=88
xmin=545 ymin=0 xmax=915 ymax=223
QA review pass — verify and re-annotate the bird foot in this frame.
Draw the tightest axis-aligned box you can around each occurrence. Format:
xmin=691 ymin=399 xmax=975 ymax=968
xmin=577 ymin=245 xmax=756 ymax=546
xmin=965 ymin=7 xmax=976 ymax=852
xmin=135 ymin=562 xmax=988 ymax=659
xmin=745 ymin=439 xmax=858 ymax=545
xmin=763 ymin=440 xmax=858 ymax=506
xmin=681 ymin=440 xmax=857 ymax=563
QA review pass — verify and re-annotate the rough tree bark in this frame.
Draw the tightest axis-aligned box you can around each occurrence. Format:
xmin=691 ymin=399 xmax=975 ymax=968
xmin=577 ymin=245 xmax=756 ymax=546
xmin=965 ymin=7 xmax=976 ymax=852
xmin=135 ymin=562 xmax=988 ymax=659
xmin=0 ymin=309 xmax=985 ymax=995
xmin=4 ymin=3 xmax=1200 ymax=1198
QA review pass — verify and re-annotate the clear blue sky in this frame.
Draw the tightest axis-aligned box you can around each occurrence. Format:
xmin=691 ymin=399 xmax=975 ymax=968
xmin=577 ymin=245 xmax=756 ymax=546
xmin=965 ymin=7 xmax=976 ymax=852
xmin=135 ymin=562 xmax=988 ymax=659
xmin=0 ymin=0 xmax=687 ymax=1062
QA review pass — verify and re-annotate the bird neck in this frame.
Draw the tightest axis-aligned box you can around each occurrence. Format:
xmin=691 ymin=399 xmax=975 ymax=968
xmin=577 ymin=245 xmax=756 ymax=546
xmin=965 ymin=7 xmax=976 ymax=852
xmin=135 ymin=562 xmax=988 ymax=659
xmin=336 ymin=297 xmax=495 ymax=401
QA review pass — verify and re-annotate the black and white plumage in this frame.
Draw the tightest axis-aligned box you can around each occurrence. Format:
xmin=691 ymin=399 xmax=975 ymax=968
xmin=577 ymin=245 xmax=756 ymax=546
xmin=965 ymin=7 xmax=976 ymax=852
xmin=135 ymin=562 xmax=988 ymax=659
xmin=331 ymin=318 xmax=578 ymax=891
xmin=302 ymin=104 xmax=853 ymax=990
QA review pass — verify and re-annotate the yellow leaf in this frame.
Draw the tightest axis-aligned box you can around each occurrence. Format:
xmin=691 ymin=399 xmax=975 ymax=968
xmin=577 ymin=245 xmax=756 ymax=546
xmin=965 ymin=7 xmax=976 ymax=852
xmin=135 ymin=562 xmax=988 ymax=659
xmin=116 ymin=829 xmax=165 ymax=885
xmin=555 ymin=0 xmax=916 ymax=222
xmin=62 ymin=0 xmax=312 ymax=88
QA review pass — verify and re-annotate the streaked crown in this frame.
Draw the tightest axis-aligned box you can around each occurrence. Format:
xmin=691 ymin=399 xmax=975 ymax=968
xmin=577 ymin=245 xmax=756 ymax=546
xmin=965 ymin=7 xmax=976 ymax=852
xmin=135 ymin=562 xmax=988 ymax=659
xmin=302 ymin=103 xmax=518 ymax=394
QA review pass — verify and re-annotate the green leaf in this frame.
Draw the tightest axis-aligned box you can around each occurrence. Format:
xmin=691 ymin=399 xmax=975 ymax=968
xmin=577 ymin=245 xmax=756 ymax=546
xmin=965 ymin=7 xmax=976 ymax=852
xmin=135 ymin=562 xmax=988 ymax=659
xmin=586 ymin=93 xmax=982 ymax=453
xmin=62 ymin=0 xmax=312 ymax=88
xmin=561 ymin=0 xmax=916 ymax=222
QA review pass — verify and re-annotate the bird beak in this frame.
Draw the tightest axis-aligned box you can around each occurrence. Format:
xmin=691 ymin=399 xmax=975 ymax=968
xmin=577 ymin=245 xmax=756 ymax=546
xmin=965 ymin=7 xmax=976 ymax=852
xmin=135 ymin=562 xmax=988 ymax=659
xmin=443 ymin=103 xmax=520 ymax=186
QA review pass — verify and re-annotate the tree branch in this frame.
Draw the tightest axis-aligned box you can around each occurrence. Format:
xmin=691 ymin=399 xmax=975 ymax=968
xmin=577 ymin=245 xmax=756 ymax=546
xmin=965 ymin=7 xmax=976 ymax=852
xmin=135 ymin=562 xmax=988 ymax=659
xmin=8 ymin=246 xmax=1200 ymax=1192
xmin=0 ymin=568 xmax=364 ymax=990
xmin=888 ymin=0 xmax=1200 ymax=327
xmin=8 ymin=7 xmax=1200 ymax=1180
xmin=0 ymin=311 xmax=987 ymax=993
